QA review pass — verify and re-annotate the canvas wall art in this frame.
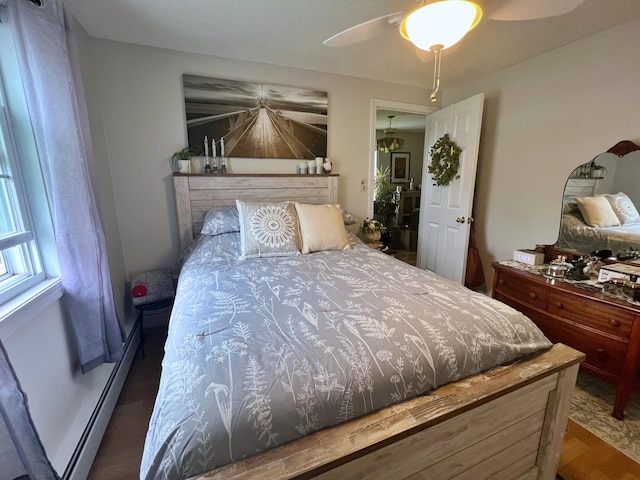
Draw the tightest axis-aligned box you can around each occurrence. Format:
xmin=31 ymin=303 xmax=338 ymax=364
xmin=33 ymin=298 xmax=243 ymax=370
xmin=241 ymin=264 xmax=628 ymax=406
xmin=183 ymin=75 xmax=328 ymax=160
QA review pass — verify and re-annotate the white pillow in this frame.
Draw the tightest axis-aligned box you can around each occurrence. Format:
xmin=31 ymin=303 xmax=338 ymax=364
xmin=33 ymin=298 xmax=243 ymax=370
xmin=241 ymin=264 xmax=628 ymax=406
xmin=605 ymin=192 xmax=640 ymax=225
xmin=294 ymin=203 xmax=351 ymax=254
xmin=575 ymin=196 xmax=620 ymax=228
xmin=236 ymin=200 xmax=300 ymax=259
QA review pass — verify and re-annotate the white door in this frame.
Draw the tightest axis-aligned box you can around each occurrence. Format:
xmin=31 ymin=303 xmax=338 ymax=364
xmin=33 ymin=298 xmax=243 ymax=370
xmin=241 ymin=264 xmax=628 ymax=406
xmin=416 ymin=93 xmax=484 ymax=283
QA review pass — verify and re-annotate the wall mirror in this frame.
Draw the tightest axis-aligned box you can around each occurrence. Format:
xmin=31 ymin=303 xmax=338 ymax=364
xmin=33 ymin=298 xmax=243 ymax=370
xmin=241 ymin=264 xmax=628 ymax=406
xmin=555 ymin=140 xmax=640 ymax=258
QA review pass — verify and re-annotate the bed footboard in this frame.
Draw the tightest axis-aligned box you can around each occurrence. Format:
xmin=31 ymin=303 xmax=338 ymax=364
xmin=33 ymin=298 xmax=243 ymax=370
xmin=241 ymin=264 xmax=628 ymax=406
xmin=188 ymin=343 xmax=584 ymax=480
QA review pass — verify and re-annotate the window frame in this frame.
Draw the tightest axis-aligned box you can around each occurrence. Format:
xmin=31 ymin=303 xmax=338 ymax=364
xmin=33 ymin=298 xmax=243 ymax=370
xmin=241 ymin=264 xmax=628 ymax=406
xmin=0 ymin=100 xmax=46 ymax=303
xmin=0 ymin=12 xmax=61 ymax=339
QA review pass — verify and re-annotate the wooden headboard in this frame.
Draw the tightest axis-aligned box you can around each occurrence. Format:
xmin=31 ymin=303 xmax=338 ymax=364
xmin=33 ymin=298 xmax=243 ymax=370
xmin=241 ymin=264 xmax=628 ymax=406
xmin=173 ymin=173 xmax=339 ymax=251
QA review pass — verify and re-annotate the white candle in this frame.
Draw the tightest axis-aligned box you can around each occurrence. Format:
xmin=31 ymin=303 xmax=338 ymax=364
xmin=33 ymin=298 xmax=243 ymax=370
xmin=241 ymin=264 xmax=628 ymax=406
xmin=212 ymin=138 xmax=217 ymax=158
xmin=204 ymin=136 xmax=209 ymax=157
xmin=220 ymin=138 xmax=225 ymax=156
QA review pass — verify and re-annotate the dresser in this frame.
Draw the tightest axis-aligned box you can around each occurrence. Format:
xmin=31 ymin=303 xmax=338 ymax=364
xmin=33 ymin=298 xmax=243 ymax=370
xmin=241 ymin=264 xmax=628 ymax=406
xmin=491 ymin=262 xmax=640 ymax=419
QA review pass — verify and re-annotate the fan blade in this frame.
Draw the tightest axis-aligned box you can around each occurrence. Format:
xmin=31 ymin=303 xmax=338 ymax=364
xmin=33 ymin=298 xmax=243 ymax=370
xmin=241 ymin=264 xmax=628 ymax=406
xmin=488 ymin=0 xmax=587 ymax=21
xmin=323 ymin=11 xmax=406 ymax=47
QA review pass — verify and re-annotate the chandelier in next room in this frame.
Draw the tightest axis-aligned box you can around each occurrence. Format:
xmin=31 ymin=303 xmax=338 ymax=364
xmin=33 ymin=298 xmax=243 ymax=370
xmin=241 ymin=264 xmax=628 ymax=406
xmin=376 ymin=115 xmax=404 ymax=153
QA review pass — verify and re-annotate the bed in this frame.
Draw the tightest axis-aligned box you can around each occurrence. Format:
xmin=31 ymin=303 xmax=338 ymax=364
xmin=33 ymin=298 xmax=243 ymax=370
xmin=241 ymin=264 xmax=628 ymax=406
xmin=556 ymin=189 xmax=640 ymax=255
xmin=556 ymin=211 xmax=640 ymax=254
xmin=141 ymin=173 xmax=584 ymax=480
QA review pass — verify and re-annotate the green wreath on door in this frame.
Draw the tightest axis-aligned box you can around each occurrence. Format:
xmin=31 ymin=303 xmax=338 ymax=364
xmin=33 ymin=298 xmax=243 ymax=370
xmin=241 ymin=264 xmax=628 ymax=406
xmin=427 ymin=134 xmax=462 ymax=186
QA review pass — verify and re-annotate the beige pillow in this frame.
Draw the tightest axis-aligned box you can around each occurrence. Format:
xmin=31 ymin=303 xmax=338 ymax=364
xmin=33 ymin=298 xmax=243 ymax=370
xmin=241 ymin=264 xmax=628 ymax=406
xmin=575 ymin=195 xmax=620 ymax=228
xmin=294 ymin=203 xmax=351 ymax=254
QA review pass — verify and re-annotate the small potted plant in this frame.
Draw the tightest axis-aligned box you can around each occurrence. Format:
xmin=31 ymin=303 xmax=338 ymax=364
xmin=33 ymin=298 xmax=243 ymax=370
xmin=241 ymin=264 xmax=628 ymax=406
xmin=171 ymin=148 xmax=193 ymax=173
xmin=360 ymin=218 xmax=385 ymax=243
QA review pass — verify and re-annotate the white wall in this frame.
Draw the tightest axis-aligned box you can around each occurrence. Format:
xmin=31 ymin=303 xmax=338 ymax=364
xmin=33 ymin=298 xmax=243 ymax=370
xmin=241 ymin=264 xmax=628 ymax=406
xmin=88 ymin=40 xmax=429 ymax=275
xmin=74 ymin=20 xmax=128 ymax=319
xmin=442 ymin=17 xmax=640 ymax=288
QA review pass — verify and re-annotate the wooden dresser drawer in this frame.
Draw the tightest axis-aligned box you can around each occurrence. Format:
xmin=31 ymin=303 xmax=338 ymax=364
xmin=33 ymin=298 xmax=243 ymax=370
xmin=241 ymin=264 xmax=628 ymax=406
xmin=547 ymin=291 xmax=634 ymax=339
xmin=494 ymin=271 xmax=548 ymax=310
xmin=491 ymin=261 xmax=640 ymax=419
xmin=533 ymin=315 xmax=626 ymax=377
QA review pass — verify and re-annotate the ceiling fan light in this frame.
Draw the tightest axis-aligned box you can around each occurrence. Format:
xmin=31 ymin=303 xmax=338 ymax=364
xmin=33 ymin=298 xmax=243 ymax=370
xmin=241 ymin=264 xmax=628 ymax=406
xmin=400 ymin=1 xmax=482 ymax=51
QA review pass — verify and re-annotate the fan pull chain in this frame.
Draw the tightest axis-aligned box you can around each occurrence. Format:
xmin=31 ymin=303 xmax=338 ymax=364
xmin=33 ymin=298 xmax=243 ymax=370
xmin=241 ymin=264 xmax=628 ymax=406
xmin=430 ymin=45 xmax=443 ymax=103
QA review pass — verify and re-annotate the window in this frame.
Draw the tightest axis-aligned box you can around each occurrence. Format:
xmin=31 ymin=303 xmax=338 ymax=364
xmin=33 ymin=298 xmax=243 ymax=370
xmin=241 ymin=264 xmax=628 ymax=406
xmin=0 ymin=13 xmax=59 ymax=328
xmin=0 ymin=87 xmax=46 ymax=304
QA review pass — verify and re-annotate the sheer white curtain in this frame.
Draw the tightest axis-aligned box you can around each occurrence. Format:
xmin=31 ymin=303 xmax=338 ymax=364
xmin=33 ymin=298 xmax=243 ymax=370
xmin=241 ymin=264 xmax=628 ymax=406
xmin=8 ymin=0 xmax=123 ymax=372
xmin=0 ymin=340 xmax=59 ymax=480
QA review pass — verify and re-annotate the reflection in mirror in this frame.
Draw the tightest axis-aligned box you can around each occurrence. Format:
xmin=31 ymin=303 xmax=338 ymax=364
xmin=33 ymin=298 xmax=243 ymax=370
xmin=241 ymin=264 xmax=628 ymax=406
xmin=555 ymin=141 xmax=640 ymax=258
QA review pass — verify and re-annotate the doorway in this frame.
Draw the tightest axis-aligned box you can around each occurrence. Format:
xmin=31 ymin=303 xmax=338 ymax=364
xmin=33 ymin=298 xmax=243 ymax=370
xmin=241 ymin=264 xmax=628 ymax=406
xmin=368 ymin=100 xmax=437 ymax=255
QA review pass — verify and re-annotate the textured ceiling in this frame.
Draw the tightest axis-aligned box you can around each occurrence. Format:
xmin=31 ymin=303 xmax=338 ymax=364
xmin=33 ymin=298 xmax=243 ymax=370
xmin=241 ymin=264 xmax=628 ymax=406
xmin=63 ymin=0 xmax=640 ymax=93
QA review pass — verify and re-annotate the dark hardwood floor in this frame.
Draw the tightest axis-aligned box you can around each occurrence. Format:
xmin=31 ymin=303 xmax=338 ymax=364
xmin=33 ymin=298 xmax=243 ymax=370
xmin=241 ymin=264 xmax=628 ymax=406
xmin=365 ymin=241 xmax=417 ymax=266
xmin=88 ymin=326 xmax=640 ymax=480
xmin=87 ymin=326 xmax=166 ymax=480
xmin=391 ymin=248 xmax=417 ymax=266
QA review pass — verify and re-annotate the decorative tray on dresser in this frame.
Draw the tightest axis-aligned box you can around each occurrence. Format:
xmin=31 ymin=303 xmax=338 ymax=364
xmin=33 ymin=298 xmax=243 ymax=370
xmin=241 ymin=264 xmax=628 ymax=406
xmin=491 ymin=261 xmax=640 ymax=420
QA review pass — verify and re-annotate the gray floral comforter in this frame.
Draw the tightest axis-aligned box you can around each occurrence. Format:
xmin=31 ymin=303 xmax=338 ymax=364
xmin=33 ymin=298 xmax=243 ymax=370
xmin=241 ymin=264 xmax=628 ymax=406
xmin=140 ymin=233 xmax=551 ymax=480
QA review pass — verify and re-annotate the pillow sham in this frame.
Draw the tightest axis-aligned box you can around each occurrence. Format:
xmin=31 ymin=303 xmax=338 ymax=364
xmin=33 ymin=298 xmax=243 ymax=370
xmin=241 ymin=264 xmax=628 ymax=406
xmin=236 ymin=200 xmax=300 ymax=259
xmin=294 ymin=203 xmax=351 ymax=254
xmin=575 ymin=195 xmax=620 ymax=228
xmin=604 ymin=192 xmax=640 ymax=225
xmin=200 ymin=205 xmax=240 ymax=235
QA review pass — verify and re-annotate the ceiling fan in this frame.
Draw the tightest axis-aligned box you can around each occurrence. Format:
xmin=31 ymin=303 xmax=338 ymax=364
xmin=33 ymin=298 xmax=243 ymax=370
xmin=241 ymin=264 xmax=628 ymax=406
xmin=324 ymin=0 xmax=587 ymax=101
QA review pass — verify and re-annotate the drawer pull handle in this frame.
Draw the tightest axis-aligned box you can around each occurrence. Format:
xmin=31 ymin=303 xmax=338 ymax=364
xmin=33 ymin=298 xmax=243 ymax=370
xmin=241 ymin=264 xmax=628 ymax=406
xmin=595 ymin=348 xmax=608 ymax=359
xmin=498 ymin=279 xmax=504 ymax=285
xmin=554 ymin=302 xmax=563 ymax=309
xmin=528 ymin=292 xmax=537 ymax=299
xmin=609 ymin=319 xmax=621 ymax=327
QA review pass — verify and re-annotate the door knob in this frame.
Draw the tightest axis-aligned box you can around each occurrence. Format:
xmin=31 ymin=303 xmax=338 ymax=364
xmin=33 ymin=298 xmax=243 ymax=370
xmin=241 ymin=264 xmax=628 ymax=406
xmin=467 ymin=217 xmax=475 ymax=223
xmin=456 ymin=217 xmax=465 ymax=223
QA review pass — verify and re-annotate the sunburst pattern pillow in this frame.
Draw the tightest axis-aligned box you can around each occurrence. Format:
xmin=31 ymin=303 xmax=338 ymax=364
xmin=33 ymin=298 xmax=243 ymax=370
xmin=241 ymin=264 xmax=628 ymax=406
xmin=236 ymin=200 xmax=300 ymax=259
xmin=605 ymin=192 xmax=640 ymax=225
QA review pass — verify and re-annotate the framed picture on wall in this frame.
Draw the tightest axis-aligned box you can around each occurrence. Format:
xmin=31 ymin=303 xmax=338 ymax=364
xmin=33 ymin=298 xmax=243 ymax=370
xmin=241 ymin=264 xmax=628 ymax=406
xmin=391 ymin=152 xmax=410 ymax=183
xmin=182 ymin=74 xmax=327 ymax=160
